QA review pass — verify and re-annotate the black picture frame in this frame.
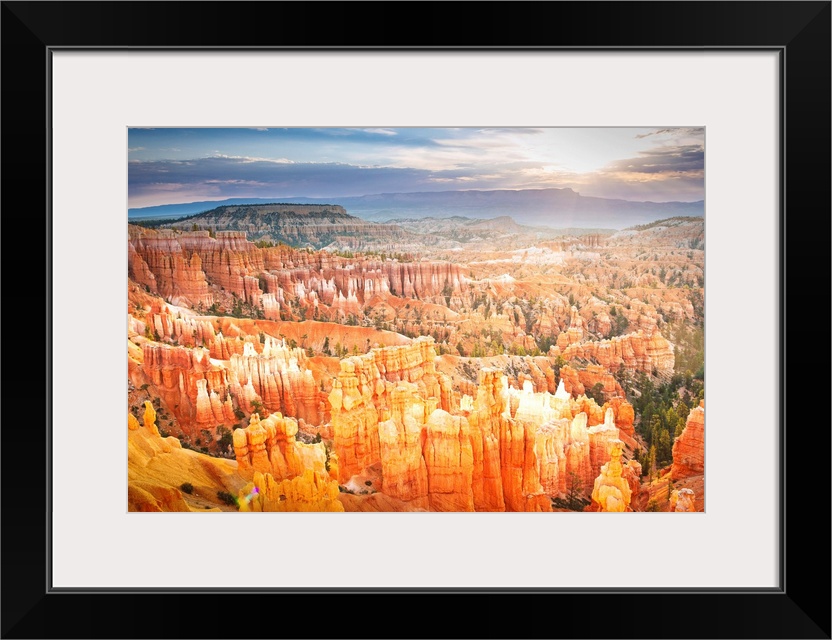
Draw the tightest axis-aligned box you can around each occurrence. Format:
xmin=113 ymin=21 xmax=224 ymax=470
xmin=2 ymin=2 xmax=829 ymax=638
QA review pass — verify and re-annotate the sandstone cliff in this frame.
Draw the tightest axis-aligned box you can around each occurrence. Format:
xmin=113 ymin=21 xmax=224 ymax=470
xmin=377 ymin=385 xmax=430 ymax=508
xmin=129 ymin=225 xmax=467 ymax=319
xmin=329 ymin=337 xmax=452 ymax=483
xmin=326 ymin=348 xmax=630 ymax=511
xmin=128 ymin=402 xmax=243 ymax=511
xmin=238 ymin=469 xmax=344 ymax=512
xmin=554 ymin=328 xmax=674 ymax=376
xmin=229 ymin=338 xmax=320 ymax=425
xmin=670 ymin=487 xmax=696 ymax=512
xmin=133 ymin=311 xmax=332 ymax=440
xmin=233 ymin=412 xmax=328 ymax=481
xmin=590 ymin=439 xmax=633 ymax=512
xmin=166 ymin=203 xmax=404 ymax=250
xmin=129 ymin=230 xmax=214 ymax=306
xmin=140 ymin=342 xmax=232 ymax=437
xmin=671 ymin=401 xmax=705 ymax=480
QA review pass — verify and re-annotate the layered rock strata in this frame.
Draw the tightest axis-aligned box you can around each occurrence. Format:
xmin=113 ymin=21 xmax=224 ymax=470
xmin=554 ymin=329 xmax=674 ymax=375
xmin=128 ymin=402 xmax=242 ymax=512
xmin=327 ymin=341 xmax=634 ymax=511
xmin=238 ymin=469 xmax=344 ymax=512
xmin=590 ymin=439 xmax=633 ymax=512
xmin=329 ymin=337 xmax=453 ymax=483
xmin=671 ymin=401 xmax=705 ymax=480
xmin=129 ymin=231 xmax=215 ymax=306
xmin=133 ymin=316 xmax=327 ymax=437
xmin=229 ymin=338 xmax=320 ymax=425
xmin=129 ymin=226 xmax=467 ymax=316
xmin=670 ymin=488 xmax=696 ymax=512
xmin=233 ymin=413 xmax=328 ymax=482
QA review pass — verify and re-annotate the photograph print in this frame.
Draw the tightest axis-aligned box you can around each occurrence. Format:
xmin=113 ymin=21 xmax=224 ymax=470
xmin=127 ymin=126 xmax=705 ymax=513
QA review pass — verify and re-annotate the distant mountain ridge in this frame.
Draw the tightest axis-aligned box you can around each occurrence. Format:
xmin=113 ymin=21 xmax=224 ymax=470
xmin=160 ymin=203 xmax=405 ymax=248
xmin=129 ymin=188 xmax=704 ymax=230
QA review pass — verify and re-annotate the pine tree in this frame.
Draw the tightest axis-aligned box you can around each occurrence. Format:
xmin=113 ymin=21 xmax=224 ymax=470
xmin=648 ymin=445 xmax=657 ymax=479
xmin=658 ymin=430 xmax=672 ymax=466
xmin=566 ymin=471 xmax=585 ymax=510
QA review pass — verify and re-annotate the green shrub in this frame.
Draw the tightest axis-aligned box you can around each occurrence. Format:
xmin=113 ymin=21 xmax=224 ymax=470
xmin=217 ymin=490 xmax=238 ymax=507
xmin=218 ymin=427 xmax=233 ymax=450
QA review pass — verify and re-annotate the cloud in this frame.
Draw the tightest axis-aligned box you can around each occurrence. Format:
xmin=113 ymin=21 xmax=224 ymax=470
xmin=204 ymin=179 xmax=270 ymax=186
xmin=635 ymin=127 xmax=705 ymax=139
xmin=210 ymin=154 xmax=294 ymax=164
xmin=128 ymin=127 xmax=706 ymax=208
xmin=474 ymin=127 xmax=546 ymax=136
xmin=129 ymin=155 xmax=553 ymax=207
xmin=431 ymin=137 xmax=515 ymax=150
xmin=129 ymin=151 xmax=705 ymax=209
xmin=129 ymin=157 xmax=439 ymax=205
xmin=601 ymin=144 xmax=704 ymax=176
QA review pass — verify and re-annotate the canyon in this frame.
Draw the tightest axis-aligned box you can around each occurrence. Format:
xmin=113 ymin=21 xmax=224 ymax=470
xmin=128 ymin=212 xmax=705 ymax=512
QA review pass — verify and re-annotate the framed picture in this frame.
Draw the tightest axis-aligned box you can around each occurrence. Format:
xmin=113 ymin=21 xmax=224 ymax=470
xmin=3 ymin=2 xmax=829 ymax=638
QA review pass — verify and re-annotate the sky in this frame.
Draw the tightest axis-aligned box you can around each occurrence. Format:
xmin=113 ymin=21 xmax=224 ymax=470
xmin=128 ymin=127 xmax=704 ymax=209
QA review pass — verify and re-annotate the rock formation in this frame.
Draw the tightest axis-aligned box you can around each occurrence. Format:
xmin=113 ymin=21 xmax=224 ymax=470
xmin=177 ymin=231 xmax=266 ymax=302
xmin=237 ymin=469 xmax=344 ymax=512
xmin=621 ymin=459 xmax=643 ymax=505
xmin=329 ymin=359 xmax=382 ymax=483
xmin=140 ymin=342 xmax=235 ymax=437
xmin=129 ymin=225 xmax=467 ymax=319
xmin=133 ymin=318 xmax=332 ymax=440
xmin=166 ymin=203 xmax=404 ymax=250
xmin=229 ymin=338 xmax=320 ymax=425
xmin=671 ymin=401 xmax=705 ymax=480
xmin=377 ymin=385 xmax=430 ymax=508
xmin=135 ymin=302 xmax=221 ymax=350
xmin=576 ymin=364 xmax=625 ymax=400
xmin=233 ymin=413 xmax=328 ymax=481
xmin=556 ymin=329 xmax=674 ymax=376
xmin=423 ymin=409 xmax=476 ymax=511
xmin=328 ymin=353 xmax=616 ymax=511
xmin=590 ymin=439 xmax=633 ymax=512
xmin=670 ymin=487 xmax=696 ymax=512
xmin=126 ymin=211 xmax=706 ymax=512
xmin=604 ymin=396 xmax=635 ymax=439
xmin=556 ymin=306 xmax=584 ymax=349
xmin=329 ymin=337 xmax=452 ymax=483
xmin=129 ymin=229 xmax=214 ymax=306
xmin=465 ymin=370 xmax=509 ymax=511
xmin=128 ymin=404 xmax=241 ymax=512
xmin=588 ymin=408 xmax=621 ymax=476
